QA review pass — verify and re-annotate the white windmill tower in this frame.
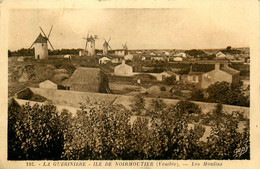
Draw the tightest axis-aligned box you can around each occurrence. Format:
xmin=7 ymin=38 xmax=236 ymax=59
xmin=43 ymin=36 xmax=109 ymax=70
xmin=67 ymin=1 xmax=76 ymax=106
xmin=103 ymin=37 xmax=112 ymax=56
xmin=83 ymin=33 xmax=98 ymax=56
xmin=29 ymin=25 xmax=54 ymax=60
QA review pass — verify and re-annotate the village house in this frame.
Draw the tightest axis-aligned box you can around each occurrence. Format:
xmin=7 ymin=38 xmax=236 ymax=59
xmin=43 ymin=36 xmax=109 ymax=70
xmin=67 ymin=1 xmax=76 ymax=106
xmin=151 ymin=55 xmax=164 ymax=61
xmin=166 ymin=71 xmax=181 ymax=81
xmin=149 ymin=71 xmax=180 ymax=81
xmin=185 ymin=63 xmax=240 ymax=88
xmin=173 ymin=57 xmax=183 ymax=62
xmin=114 ymin=49 xmax=127 ymax=56
xmin=150 ymin=52 xmax=156 ymax=56
xmin=99 ymin=56 xmax=111 ymax=64
xmin=163 ymin=51 xmax=170 ymax=56
xmin=200 ymin=63 xmax=240 ymax=88
xmin=149 ymin=72 xmax=171 ymax=81
xmin=110 ymin=55 xmax=124 ymax=64
xmin=124 ymin=53 xmax=134 ymax=61
xmin=187 ymin=72 xmax=204 ymax=84
xmin=62 ymin=67 xmax=112 ymax=93
xmin=225 ymin=54 xmax=235 ymax=60
xmin=64 ymin=54 xmax=71 ymax=59
xmin=175 ymin=52 xmax=187 ymax=58
xmin=216 ymin=52 xmax=226 ymax=60
xmin=39 ymin=80 xmax=57 ymax=89
xmin=114 ymin=60 xmax=133 ymax=76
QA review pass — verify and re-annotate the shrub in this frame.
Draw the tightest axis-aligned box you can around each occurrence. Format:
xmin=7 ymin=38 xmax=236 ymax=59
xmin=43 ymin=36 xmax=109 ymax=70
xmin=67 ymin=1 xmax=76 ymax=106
xmin=202 ymin=103 xmax=249 ymax=159
xmin=8 ymin=103 xmax=64 ymax=160
xmin=131 ymin=94 xmax=146 ymax=115
xmin=165 ymin=75 xmax=176 ymax=85
xmin=176 ymin=100 xmax=202 ymax=115
xmin=62 ymin=103 xmax=131 ymax=160
xmin=190 ymin=89 xmax=205 ymax=102
xmin=206 ymin=81 xmax=249 ymax=107
xmin=8 ymin=100 xmax=249 ymax=160
xmin=160 ymin=86 xmax=166 ymax=91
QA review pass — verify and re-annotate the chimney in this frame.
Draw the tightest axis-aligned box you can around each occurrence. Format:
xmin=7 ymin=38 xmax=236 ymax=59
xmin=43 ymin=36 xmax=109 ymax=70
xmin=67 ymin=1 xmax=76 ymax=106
xmin=122 ymin=60 xmax=126 ymax=64
xmin=215 ymin=63 xmax=220 ymax=70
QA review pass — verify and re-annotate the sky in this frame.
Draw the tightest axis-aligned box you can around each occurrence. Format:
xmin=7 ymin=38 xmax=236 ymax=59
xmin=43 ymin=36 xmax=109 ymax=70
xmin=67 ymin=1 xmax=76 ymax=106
xmin=8 ymin=7 xmax=253 ymax=51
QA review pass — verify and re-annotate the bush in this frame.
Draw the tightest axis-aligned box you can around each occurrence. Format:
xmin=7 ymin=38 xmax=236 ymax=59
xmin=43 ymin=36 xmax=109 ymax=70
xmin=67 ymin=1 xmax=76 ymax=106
xmin=8 ymin=103 xmax=64 ymax=160
xmin=160 ymin=86 xmax=166 ymax=91
xmin=165 ymin=75 xmax=176 ymax=85
xmin=8 ymin=100 xmax=249 ymax=160
xmin=176 ymin=100 xmax=202 ymax=115
xmin=131 ymin=94 xmax=146 ymax=115
xmin=62 ymin=103 xmax=131 ymax=160
xmin=202 ymin=103 xmax=249 ymax=159
xmin=190 ymin=89 xmax=205 ymax=102
xmin=206 ymin=81 xmax=249 ymax=107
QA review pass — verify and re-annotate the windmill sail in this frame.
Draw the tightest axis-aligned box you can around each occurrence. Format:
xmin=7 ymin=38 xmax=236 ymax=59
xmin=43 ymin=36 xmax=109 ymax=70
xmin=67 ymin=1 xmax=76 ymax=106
xmin=38 ymin=26 xmax=54 ymax=50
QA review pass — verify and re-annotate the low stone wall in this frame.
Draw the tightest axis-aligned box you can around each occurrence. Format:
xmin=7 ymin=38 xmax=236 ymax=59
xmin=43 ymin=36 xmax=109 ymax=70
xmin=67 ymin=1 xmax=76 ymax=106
xmin=16 ymin=87 xmax=249 ymax=118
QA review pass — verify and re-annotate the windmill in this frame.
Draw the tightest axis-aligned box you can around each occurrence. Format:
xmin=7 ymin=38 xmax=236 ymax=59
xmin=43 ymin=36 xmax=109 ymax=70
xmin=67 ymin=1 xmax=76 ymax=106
xmin=29 ymin=25 xmax=54 ymax=60
xmin=103 ymin=37 xmax=112 ymax=56
xmin=83 ymin=33 xmax=98 ymax=56
xmin=122 ymin=42 xmax=128 ymax=55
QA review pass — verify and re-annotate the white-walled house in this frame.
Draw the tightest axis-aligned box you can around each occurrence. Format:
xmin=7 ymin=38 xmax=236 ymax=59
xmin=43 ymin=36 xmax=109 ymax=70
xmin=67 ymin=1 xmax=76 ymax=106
xmin=64 ymin=54 xmax=71 ymax=59
xmin=216 ymin=52 xmax=226 ymax=59
xmin=114 ymin=60 xmax=133 ymax=76
xmin=151 ymin=56 xmax=164 ymax=61
xmin=99 ymin=57 xmax=111 ymax=64
xmin=175 ymin=52 xmax=187 ymax=58
xmin=124 ymin=53 xmax=134 ymax=61
xmin=174 ymin=57 xmax=183 ymax=62
xmin=39 ymin=80 xmax=57 ymax=89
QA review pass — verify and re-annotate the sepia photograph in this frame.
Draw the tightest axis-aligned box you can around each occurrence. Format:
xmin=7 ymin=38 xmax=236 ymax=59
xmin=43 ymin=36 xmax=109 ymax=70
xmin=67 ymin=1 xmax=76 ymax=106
xmin=2 ymin=0 xmax=258 ymax=165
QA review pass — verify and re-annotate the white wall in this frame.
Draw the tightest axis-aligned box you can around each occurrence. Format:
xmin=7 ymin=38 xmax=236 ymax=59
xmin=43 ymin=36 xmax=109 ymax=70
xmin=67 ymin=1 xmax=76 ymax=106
xmin=34 ymin=43 xmax=48 ymax=60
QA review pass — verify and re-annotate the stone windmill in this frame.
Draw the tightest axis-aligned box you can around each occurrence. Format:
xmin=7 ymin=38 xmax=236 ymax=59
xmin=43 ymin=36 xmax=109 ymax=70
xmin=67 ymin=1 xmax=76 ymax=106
xmin=102 ymin=37 xmax=112 ymax=56
xmin=83 ymin=33 xmax=98 ymax=56
xmin=29 ymin=25 xmax=54 ymax=60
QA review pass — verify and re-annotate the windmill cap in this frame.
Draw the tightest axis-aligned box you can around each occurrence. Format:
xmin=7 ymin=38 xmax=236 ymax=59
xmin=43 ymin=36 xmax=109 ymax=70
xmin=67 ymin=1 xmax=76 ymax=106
xmin=34 ymin=33 xmax=48 ymax=43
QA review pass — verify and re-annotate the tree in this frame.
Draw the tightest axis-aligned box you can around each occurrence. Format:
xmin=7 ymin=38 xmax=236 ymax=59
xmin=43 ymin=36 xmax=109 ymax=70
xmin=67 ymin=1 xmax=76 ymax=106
xmin=62 ymin=102 xmax=131 ymax=160
xmin=131 ymin=94 xmax=146 ymax=115
xmin=226 ymin=46 xmax=232 ymax=51
xmin=8 ymin=103 xmax=64 ymax=160
xmin=8 ymin=100 xmax=249 ymax=160
xmin=190 ymin=89 xmax=205 ymax=102
xmin=206 ymin=81 xmax=249 ymax=107
xmin=176 ymin=100 xmax=202 ymax=115
xmin=202 ymin=103 xmax=249 ymax=159
xmin=8 ymin=50 xmax=12 ymax=57
xmin=149 ymin=104 xmax=205 ymax=159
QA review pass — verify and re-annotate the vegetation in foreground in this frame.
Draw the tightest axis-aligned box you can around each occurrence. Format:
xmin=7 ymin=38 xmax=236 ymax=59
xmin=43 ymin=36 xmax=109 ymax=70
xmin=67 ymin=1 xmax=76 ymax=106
xmin=8 ymin=100 xmax=249 ymax=160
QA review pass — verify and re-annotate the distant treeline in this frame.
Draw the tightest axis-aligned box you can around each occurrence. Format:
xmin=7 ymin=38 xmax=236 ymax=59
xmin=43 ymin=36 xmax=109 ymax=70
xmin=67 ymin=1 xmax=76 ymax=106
xmin=8 ymin=48 xmax=84 ymax=57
